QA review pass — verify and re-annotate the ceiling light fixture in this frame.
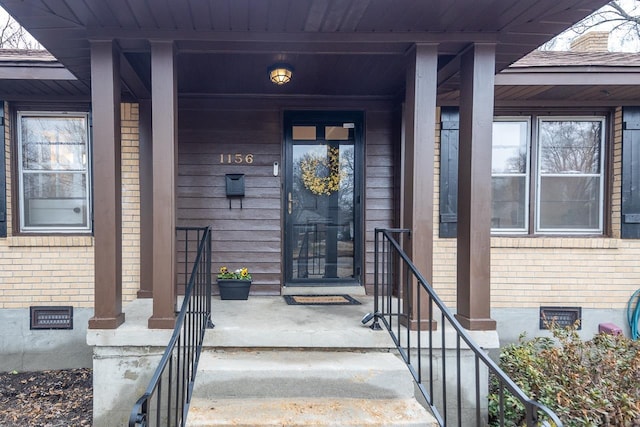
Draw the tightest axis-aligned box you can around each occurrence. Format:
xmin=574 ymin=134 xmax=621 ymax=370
xmin=268 ymin=63 xmax=293 ymax=85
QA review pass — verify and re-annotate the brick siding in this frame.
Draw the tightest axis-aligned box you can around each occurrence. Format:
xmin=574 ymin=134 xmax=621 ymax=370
xmin=433 ymin=107 xmax=640 ymax=310
xmin=0 ymin=103 xmax=140 ymax=308
xmin=570 ymin=31 xmax=609 ymax=53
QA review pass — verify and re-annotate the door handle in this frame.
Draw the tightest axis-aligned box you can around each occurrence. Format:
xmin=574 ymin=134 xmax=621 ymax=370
xmin=288 ymin=192 xmax=293 ymax=215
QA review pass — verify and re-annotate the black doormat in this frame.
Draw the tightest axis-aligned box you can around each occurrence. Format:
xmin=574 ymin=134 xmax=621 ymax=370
xmin=283 ymin=294 xmax=361 ymax=305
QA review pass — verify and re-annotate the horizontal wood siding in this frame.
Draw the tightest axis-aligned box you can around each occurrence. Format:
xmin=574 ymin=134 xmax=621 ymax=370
xmin=177 ymin=103 xmax=399 ymax=295
xmin=364 ymin=110 xmax=399 ymax=292
xmin=178 ymin=109 xmax=282 ymax=295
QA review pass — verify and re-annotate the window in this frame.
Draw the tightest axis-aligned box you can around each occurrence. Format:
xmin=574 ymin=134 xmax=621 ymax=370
xmin=17 ymin=112 xmax=91 ymax=232
xmin=438 ymin=110 xmax=608 ymax=238
xmin=492 ymin=119 xmax=530 ymax=232
xmin=492 ymin=116 xmax=605 ymax=235
xmin=536 ymin=118 xmax=604 ymax=233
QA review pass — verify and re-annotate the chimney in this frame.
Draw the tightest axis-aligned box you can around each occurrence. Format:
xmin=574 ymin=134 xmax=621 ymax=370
xmin=570 ymin=31 xmax=610 ymax=52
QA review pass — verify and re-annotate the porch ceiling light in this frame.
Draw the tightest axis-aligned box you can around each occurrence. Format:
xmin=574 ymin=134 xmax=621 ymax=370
xmin=269 ymin=63 xmax=293 ymax=85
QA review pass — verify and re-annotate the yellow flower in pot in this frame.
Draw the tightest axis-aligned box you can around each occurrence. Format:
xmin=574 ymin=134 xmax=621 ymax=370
xmin=217 ymin=266 xmax=252 ymax=300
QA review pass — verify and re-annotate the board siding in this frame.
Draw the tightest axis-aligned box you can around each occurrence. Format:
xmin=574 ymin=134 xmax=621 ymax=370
xmin=178 ymin=108 xmax=283 ymax=293
xmin=178 ymin=106 xmax=398 ymax=294
xmin=364 ymin=110 xmax=398 ymax=288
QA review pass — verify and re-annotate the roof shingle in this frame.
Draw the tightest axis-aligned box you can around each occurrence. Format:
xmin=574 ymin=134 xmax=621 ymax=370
xmin=512 ymin=50 xmax=640 ymax=68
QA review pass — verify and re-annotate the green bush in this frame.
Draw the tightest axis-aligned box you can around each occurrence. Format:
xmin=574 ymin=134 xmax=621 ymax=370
xmin=489 ymin=325 xmax=640 ymax=426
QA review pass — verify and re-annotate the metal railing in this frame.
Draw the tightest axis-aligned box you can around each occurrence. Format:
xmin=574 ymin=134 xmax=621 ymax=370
xmin=129 ymin=226 xmax=213 ymax=427
xmin=366 ymin=228 xmax=563 ymax=427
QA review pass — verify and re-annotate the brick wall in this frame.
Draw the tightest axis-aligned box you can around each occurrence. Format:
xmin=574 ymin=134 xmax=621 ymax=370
xmin=120 ymin=103 xmax=141 ymax=301
xmin=433 ymin=107 xmax=640 ymax=310
xmin=432 ymin=110 xmax=458 ymax=305
xmin=0 ymin=102 xmax=141 ymax=309
xmin=570 ymin=31 xmax=610 ymax=52
xmin=612 ymin=107 xmax=623 ymax=238
xmin=4 ymin=102 xmax=10 ymax=238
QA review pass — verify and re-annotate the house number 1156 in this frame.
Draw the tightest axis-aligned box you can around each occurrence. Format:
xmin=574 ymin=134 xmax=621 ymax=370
xmin=219 ymin=153 xmax=254 ymax=164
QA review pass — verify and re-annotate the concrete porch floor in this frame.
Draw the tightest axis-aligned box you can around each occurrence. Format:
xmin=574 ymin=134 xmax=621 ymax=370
xmin=88 ymin=292 xmax=396 ymax=349
xmin=205 ymin=293 xmax=395 ymax=348
xmin=87 ymin=290 xmax=499 ymax=350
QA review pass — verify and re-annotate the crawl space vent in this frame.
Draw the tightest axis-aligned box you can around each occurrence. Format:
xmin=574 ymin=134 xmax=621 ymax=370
xmin=539 ymin=306 xmax=581 ymax=330
xmin=30 ymin=306 xmax=73 ymax=330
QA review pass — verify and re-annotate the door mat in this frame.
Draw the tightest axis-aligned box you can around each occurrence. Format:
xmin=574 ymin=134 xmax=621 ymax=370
xmin=283 ymin=294 xmax=361 ymax=305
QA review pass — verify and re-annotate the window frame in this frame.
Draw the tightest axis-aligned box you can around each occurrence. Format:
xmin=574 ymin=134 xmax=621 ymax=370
xmin=491 ymin=117 xmax=531 ymax=235
xmin=535 ymin=116 xmax=606 ymax=235
xmin=490 ymin=114 xmax=607 ymax=236
xmin=16 ymin=110 xmax=92 ymax=234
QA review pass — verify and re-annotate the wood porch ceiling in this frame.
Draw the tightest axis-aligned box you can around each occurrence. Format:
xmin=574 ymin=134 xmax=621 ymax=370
xmin=0 ymin=0 xmax=611 ymax=99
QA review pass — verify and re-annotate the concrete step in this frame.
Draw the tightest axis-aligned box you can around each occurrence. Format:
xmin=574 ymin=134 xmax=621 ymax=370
xmin=187 ymin=397 xmax=437 ymax=426
xmin=187 ymin=350 xmax=438 ymax=426
xmin=192 ymin=350 xmax=415 ymax=399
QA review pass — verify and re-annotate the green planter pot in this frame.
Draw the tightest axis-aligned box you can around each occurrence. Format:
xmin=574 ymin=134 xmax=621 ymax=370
xmin=217 ymin=279 xmax=252 ymax=300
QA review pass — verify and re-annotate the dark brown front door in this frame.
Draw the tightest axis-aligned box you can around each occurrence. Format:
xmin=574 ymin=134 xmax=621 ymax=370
xmin=284 ymin=111 xmax=363 ymax=286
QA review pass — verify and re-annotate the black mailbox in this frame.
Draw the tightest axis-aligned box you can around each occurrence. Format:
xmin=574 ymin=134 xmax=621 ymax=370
xmin=225 ymin=174 xmax=245 ymax=197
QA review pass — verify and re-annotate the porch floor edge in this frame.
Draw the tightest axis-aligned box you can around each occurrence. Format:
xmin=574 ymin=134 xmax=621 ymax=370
xmin=87 ymin=296 xmax=499 ymax=350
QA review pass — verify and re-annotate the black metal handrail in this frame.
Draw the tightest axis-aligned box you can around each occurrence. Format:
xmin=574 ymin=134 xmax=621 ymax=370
xmin=367 ymin=228 xmax=563 ymax=427
xmin=129 ymin=226 xmax=213 ymax=427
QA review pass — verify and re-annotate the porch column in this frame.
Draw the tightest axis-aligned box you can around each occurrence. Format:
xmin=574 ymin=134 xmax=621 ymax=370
xmin=137 ymin=99 xmax=153 ymax=298
xmin=456 ymin=44 xmax=497 ymax=330
xmin=88 ymin=40 xmax=124 ymax=329
xmin=402 ymin=44 xmax=438 ymax=327
xmin=148 ymin=41 xmax=177 ymax=329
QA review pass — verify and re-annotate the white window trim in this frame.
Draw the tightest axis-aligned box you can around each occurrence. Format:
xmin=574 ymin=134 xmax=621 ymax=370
xmin=491 ymin=116 xmax=531 ymax=235
xmin=17 ymin=111 xmax=92 ymax=233
xmin=535 ymin=116 xmax=605 ymax=235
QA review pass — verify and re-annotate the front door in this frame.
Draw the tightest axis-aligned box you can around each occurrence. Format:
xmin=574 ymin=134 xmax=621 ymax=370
xmin=284 ymin=111 xmax=363 ymax=286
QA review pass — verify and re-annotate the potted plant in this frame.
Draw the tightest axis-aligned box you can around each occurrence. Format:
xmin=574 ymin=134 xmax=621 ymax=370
xmin=217 ymin=266 xmax=252 ymax=300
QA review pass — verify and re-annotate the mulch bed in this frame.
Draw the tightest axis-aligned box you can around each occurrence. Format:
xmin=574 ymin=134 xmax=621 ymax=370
xmin=0 ymin=368 xmax=92 ymax=426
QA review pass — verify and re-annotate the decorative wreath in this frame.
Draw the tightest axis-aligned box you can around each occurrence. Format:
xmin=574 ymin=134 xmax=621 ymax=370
xmin=300 ymin=146 xmax=343 ymax=196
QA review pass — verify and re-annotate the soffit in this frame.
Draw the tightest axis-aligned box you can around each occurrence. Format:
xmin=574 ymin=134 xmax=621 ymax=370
xmin=0 ymin=0 xmax=612 ymax=98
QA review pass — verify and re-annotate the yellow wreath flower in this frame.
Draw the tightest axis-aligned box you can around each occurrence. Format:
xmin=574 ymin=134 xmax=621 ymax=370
xmin=300 ymin=146 xmax=344 ymax=196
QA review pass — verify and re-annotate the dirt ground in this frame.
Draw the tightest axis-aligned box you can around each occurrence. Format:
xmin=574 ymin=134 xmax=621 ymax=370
xmin=0 ymin=368 xmax=92 ymax=426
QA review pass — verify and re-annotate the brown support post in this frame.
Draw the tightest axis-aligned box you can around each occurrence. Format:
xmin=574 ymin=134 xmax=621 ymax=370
xmin=88 ymin=40 xmax=124 ymax=329
xmin=137 ymin=99 xmax=153 ymax=298
xmin=456 ymin=44 xmax=497 ymax=331
xmin=402 ymin=44 xmax=438 ymax=329
xmin=148 ymin=41 xmax=177 ymax=329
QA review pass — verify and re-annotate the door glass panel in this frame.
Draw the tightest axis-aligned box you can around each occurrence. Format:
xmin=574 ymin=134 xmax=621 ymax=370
xmin=325 ymin=126 xmax=349 ymax=140
xmin=292 ymin=126 xmax=317 ymax=140
xmin=290 ymin=142 xmax=355 ymax=280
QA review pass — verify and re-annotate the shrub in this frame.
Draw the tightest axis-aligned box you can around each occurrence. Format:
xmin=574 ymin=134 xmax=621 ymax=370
xmin=489 ymin=325 xmax=640 ymax=426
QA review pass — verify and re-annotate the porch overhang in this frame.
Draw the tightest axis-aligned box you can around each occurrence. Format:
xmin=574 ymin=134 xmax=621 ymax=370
xmin=0 ymin=63 xmax=74 ymax=80
xmin=496 ymin=69 xmax=640 ymax=86
xmin=493 ymin=51 xmax=640 ymax=107
xmin=0 ymin=0 xmax=611 ymax=100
